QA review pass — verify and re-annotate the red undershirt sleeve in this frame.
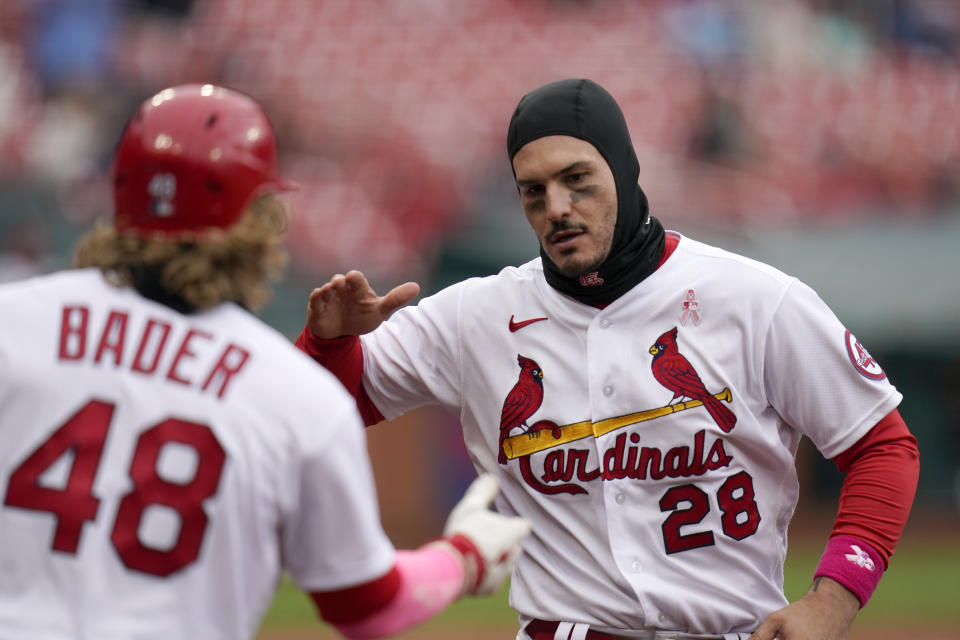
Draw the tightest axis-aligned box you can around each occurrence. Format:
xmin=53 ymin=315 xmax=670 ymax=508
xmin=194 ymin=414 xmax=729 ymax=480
xmin=829 ymin=407 xmax=919 ymax=567
xmin=295 ymin=327 xmax=386 ymax=426
xmin=309 ymin=546 xmax=465 ymax=639
xmin=309 ymin=566 xmax=401 ymax=626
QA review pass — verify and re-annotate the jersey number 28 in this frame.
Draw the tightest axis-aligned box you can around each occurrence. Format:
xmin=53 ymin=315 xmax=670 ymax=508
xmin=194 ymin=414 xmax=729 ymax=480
xmin=659 ymin=471 xmax=761 ymax=554
xmin=3 ymin=399 xmax=226 ymax=577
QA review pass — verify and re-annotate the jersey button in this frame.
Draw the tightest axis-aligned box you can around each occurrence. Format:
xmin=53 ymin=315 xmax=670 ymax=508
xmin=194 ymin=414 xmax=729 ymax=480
xmin=599 ymin=319 xmax=611 ymax=328
xmin=631 ymin=560 xmax=642 ymax=572
xmin=603 ymin=385 xmax=614 ymax=397
xmin=615 ymin=493 xmax=625 ymax=504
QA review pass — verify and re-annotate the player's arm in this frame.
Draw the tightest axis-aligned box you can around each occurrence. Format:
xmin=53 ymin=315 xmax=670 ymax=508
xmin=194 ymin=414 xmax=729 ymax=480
xmin=309 ymin=475 xmax=530 ymax=640
xmin=819 ymin=407 xmax=919 ymax=582
xmin=284 ymin=391 xmax=527 ymax=640
xmin=296 ymin=270 xmax=419 ymax=425
xmin=295 ymin=328 xmax=384 ymax=425
xmin=750 ymin=409 xmax=919 ymax=640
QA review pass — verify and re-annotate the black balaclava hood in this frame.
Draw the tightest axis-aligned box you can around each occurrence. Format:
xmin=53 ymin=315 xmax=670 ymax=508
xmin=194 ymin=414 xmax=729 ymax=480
xmin=507 ymin=78 xmax=665 ymax=306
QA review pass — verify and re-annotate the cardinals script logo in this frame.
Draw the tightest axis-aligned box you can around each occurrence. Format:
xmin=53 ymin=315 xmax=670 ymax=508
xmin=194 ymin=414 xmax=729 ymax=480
xmin=649 ymin=327 xmax=736 ymax=433
xmin=496 ymin=338 xmax=738 ymax=497
xmin=492 ymin=339 xmax=757 ymax=549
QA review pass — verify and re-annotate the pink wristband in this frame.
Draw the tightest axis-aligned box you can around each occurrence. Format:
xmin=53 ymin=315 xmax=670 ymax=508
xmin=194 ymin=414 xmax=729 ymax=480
xmin=813 ymin=535 xmax=884 ymax=608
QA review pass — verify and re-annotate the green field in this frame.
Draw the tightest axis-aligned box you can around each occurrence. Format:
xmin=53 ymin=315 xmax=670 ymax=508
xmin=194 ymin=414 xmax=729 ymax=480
xmin=256 ymin=532 xmax=959 ymax=639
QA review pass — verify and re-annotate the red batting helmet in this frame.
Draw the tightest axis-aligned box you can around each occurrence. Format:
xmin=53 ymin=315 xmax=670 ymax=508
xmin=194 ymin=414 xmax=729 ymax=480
xmin=112 ymin=83 xmax=295 ymax=235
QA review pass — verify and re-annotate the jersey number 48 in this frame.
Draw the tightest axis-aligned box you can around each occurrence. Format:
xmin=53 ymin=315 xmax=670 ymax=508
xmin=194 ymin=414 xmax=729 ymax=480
xmin=3 ymin=399 xmax=226 ymax=577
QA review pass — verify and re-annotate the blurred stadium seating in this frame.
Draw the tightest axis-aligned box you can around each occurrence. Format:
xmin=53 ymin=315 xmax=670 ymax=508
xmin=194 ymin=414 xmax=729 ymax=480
xmin=1 ymin=0 xmax=958 ymax=520
xmin=3 ymin=1 xmax=960 ymax=273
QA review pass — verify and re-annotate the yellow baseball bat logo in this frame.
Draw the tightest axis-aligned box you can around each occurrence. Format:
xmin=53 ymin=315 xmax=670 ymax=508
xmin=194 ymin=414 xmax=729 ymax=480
xmin=502 ymin=388 xmax=733 ymax=460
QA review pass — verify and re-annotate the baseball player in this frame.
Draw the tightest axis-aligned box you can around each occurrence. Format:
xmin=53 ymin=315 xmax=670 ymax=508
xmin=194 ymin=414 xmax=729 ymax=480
xmin=296 ymin=78 xmax=920 ymax=640
xmin=0 ymin=84 xmax=531 ymax=640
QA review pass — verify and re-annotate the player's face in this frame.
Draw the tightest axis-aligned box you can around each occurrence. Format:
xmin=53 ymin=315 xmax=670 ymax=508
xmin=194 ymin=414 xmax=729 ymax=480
xmin=512 ymin=135 xmax=617 ymax=277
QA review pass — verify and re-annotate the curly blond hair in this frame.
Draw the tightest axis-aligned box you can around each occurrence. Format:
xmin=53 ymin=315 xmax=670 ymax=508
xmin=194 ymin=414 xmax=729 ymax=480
xmin=74 ymin=195 xmax=288 ymax=313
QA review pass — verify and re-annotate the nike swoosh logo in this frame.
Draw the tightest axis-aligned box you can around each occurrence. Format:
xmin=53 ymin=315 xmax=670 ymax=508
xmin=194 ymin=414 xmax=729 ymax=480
xmin=509 ymin=315 xmax=549 ymax=332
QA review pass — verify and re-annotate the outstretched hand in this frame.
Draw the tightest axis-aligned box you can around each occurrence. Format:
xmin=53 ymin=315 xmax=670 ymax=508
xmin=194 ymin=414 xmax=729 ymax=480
xmin=749 ymin=577 xmax=859 ymax=640
xmin=306 ymin=270 xmax=420 ymax=339
xmin=441 ymin=474 xmax=532 ymax=596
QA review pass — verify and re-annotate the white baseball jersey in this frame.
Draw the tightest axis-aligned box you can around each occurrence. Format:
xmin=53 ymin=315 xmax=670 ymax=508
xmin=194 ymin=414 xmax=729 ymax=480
xmin=357 ymin=232 xmax=901 ymax=634
xmin=0 ymin=269 xmax=395 ymax=640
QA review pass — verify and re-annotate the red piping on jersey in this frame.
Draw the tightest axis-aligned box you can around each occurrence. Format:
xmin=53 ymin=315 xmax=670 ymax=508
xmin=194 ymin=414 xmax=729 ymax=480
xmin=830 ymin=408 xmax=919 ymax=567
xmin=295 ymin=329 xmax=385 ymax=425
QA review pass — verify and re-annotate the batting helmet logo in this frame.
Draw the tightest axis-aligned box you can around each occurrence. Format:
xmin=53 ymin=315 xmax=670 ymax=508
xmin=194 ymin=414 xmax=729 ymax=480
xmin=147 ymin=173 xmax=177 ymax=218
xmin=112 ymin=84 xmax=296 ymax=236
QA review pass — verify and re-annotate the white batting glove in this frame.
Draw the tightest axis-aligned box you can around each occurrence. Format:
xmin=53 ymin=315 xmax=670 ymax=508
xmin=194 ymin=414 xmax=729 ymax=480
xmin=434 ymin=473 xmax=531 ymax=596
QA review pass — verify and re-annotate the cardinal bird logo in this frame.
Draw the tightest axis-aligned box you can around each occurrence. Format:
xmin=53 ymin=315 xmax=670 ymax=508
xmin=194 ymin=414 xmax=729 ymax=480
xmin=649 ymin=327 xmax=736 ymax=433
xmin=498 ymin=355 xmax=545 ymax=464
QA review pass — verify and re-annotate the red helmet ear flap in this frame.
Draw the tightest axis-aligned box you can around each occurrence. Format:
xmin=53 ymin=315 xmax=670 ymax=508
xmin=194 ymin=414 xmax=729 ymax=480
xmin=112 ymin=84 xmax=295 ymax=236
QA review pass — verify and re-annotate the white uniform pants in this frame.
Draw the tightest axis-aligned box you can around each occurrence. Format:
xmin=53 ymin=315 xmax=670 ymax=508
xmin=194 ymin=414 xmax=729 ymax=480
xmin=515 ymin=622 xmax=750 ymax=640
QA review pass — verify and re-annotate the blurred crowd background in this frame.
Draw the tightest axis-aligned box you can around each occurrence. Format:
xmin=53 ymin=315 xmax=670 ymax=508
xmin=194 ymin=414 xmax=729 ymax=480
xmin=1 ymin=0 xmax=957 ymax=543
